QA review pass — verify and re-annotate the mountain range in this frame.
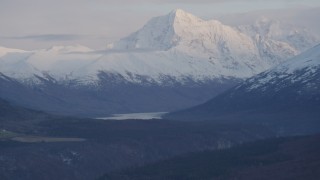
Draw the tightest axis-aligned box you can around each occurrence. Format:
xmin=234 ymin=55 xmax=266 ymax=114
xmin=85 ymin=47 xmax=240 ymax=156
xmin=1 ymin=8 xmax=320 ymax=180
xmin=0 ymin=9 xmax=318 ymax=116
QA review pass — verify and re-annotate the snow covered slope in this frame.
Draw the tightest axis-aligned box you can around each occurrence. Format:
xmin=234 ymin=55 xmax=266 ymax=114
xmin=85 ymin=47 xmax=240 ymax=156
xmin=243 ymin=44 xmax=320 ymax=92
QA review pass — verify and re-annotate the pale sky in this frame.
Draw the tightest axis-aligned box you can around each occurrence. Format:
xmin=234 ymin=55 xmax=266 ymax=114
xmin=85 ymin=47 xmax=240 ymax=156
xmin=1 ymin=0 xmax=320 ymax=50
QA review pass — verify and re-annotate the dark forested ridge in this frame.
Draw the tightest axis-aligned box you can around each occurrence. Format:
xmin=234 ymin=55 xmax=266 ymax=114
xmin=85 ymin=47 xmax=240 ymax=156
xmin=100 ymin=134 xmax=320 ymax=180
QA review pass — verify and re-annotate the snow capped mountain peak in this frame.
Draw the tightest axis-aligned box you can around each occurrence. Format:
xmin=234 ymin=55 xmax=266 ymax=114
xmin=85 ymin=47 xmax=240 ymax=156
xmin=169 ymin=9 xmax=203 ymax=26
xmin=107 ymin=9 xmax=220 ymax=51
xmin=169 ymin=8 xmax=187 ymax=16
xmin=239 ymin=17 xmax=319 ymax=52
xmin=107 ymin=10 xmax=181 ymax=51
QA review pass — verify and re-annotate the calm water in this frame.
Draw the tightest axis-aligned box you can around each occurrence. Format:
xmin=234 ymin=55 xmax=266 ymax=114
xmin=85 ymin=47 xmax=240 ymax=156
xmin=96 ymin=112 xmax=167 ymax=120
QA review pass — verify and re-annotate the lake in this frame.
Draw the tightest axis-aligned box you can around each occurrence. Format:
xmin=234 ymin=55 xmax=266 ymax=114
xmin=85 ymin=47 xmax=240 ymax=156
xmin=96 ymin=112 xmax=167 ymax=120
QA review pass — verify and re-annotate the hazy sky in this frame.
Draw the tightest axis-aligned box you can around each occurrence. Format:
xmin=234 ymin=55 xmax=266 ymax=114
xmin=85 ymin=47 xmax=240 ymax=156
xmin=1 ymin=0 xmax=320 ymax=50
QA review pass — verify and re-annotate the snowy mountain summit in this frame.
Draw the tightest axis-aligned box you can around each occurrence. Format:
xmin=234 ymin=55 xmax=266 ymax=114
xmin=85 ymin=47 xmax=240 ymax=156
xmin=108 ymin=9 xmax=207 ymax=50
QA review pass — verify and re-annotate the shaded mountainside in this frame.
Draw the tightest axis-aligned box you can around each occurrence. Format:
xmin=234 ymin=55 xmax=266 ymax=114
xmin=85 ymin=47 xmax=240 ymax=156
xmin=0 ymin=97 xmax=60 ymax=135
xmin=0 ymin=73 xmax=239 ymax=116
xmin=100 ymin=134 xmax=320 ymax=180
xmin=166 ymin=44 xmax=320 ymax=135
xmin=0 ymin=98 xmax=42 ymax=121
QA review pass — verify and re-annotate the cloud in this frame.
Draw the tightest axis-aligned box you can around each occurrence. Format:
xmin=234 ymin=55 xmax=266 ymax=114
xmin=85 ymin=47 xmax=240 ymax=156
xmin=8 ymin=34 xmax=84 ymax=42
